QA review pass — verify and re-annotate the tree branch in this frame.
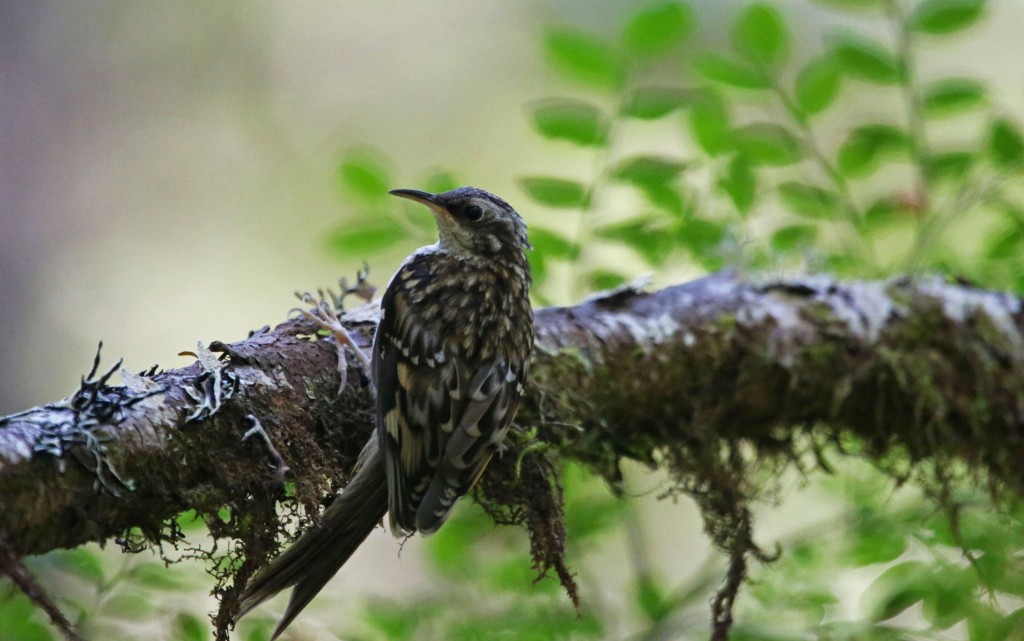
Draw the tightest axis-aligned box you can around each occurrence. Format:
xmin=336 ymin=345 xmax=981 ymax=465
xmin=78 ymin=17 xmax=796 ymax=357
xmin=2 ymin=271 xmax=1022 ymax=560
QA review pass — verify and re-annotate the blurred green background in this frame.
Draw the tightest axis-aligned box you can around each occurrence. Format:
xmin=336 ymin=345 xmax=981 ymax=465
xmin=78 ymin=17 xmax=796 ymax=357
xmin=3 ymin=1 xmax=1024 ymax=639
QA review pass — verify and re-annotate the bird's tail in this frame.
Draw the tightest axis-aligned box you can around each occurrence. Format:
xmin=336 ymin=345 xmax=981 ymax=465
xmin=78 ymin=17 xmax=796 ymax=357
xmin=234 ymin=437 xmax=387 ymax=640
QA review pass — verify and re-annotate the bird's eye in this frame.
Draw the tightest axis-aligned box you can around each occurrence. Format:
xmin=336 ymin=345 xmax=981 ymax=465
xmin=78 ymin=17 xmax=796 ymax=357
xmin=464 ymin=204 xmax=484 ymax=222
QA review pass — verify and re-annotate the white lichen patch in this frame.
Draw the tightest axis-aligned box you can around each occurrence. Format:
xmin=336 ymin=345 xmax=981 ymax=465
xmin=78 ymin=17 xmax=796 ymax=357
xmin=120 ymin=368 xmax=163 ymax=394
xmin=593 ymin=311 xmax=682 ymax=354
xmin=831 ymin=281 xmax=895 ymax=344
xmin=740 ymin=291 xmax=810 ymax=368
xmin=920 ymin=277 xmax=1023 ymax=349
xmin=341 ymin=301 xmax=382 ymax=325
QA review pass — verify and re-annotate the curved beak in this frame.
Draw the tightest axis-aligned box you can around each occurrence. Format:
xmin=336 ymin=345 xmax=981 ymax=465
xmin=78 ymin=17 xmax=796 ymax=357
xmin=388 ymin=189 xmax=438 ymax=206
xmin=389 ymin=189 xmax=451 ymax=220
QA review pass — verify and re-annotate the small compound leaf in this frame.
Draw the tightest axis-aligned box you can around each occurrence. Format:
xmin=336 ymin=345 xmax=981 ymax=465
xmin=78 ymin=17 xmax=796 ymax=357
xmin=695 ymin=53 xmax=771 ymax=89
xmin=732 ymin=3 xmax=789 ymax=66
xmin=611 ymin=156 xmax=689 ymax=187
xmin=829 ymin=33 xmax=902 ymax=84
xmin=327 ymin=218 xmax=407 ymax=256
xmin=770 ymin=224 xmax=818 ymax=252
xmin=910 ymin=0 xmax=987 ymax=35
xmin=529 ymin=227 xmax=579 ymax=260
xmin=622 ymin=2 xmax=695 ymax=57
xmin=518 ymin=177 xmax=588 ymax=208
xmin=529 ymin=99 xmax=608 ymax=147
xmin=688 ymin=89 xmax=733 ymax=155
xmin=988 ymin=118 xmax=1024 ymax=169
xmin=837 ymin=124 xmax=909 ymax=177
xmin=718 ymin=154 xmax=757 ymax=215
xmin=734 ymin=123 xmax=803 ymax=166
xmin=795 ymin=53 xmax=842 ymax=115
xmin=337 ymin=150 xmax=391 ymax=202
xmin=544 ymin=29 xmax=624 ymax=89
xmin=777 ymin=182 xmax=839 ymax=219
xmin=623 ymin=86 xmax=697 ymax=120
xmin=923 ymin=78 xmax=986 ymax=117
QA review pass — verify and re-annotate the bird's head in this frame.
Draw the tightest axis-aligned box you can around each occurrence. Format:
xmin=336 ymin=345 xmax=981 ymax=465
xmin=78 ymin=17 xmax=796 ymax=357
xmin=389 ymin=186 xmax=530 ymax=259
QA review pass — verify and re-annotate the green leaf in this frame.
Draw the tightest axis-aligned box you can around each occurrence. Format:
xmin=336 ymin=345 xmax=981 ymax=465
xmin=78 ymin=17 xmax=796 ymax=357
xmin=362 ymin=601 xmax=420 ymax=641
xmin=910 ymin=0 xmax=987 ymax=35
xmin=529 ymin=227 xmax=579 ymax=260
xmin=688 ymin=90 xmax=733 ymax=155
xmin=421 ymin=170 xmax=460 ymax=195
xmin=777 ymin=182 xmax=838 ymax=219
xmin=923 ymin=78 xmax=986 ymax=117
xmin=587 ymin=270 xmax=628 ymax=290
xmin=623 ymin=87 xmax=696 ymax=120
xmin=544 ymin=29 xmax=624 ymax=89
xmin=734 ymin=123 xmax=802 ymax=166
xmin=830 ymin=33 xmax=902 ymax=84
xmin=622 ymin=2 xmax=695 ymax=57
xmin=732 ymin=3 xmax=789 ymax=66
xmin=640 ymin=183 xmax=688 ymax=216
xmin=986 ymin=226 xmax=1024 ymax=260
xmin=48 ymin=548 xmax=105 ymax=585
xmin=863 ymin=561 xmax=930 ymax=622
xmin=988 ymin=118 xmax=1024 ymax=169
xmin=597 ymin=218 xmax=677 ymax=265
xmin=770 ymin=224 xmax=817 ymax=252
xmin=847 ymin=515 xmax=908 ymax=565
xmin=100 ymin=592 xmax=155 ymax=620
xmin=813 ymin=0 xmax=882 ymax=9
xmin=695 ymin=54 xmax=771 ymax=89
xmin=327 ymin=218 xmax=406 ymax=256
xmin=926 ymin=151 xmax=975 ymax=182
xmin=718 ymin=154 xmax=756 ymax=215
xmin=795 ymin=53 xmax=842 ymax=115
xmin=611 ymin=156 xmax=689 ymax=186
xmin=173 ymin=613 xmax=207 ymax=641
xmin=678 ymin=218 xmax=726 ymax=256
xmin=529 ymin=99 xmax=608 ymax=147
xmin=518 ymin=177 xmax=588 ymax=208
xmin=635 ymin=578 xmax=671 ymax=623
xmin=837 ymin=125 xmax=909 ymax=177
xmin=337 ymin=151 xmax=391 ymax=202
xmin=863 ymin=197 xmax=910 ymax=230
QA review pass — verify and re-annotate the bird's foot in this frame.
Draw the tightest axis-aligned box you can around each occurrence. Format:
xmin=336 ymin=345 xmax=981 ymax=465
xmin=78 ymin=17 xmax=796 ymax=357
xmin=291 ymin=291 xmax=371 ymax=393
xmin=242 ymin=415 xmax=290 ymax=490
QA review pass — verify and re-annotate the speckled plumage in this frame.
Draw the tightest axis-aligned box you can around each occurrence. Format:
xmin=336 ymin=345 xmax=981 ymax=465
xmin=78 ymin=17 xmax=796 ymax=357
xmin=376 ymin=187 xmax=533 ymax=535
xmin=235 ymin=187 xmax=532 ymax=639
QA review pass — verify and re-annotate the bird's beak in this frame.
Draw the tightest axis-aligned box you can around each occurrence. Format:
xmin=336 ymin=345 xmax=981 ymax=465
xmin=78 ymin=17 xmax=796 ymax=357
xmin=389 ymin=189 xmax=449 ymax=218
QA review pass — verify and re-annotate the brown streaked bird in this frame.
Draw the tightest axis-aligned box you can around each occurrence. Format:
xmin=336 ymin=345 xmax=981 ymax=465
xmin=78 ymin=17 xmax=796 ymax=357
xmin=234 ymin=187 xmax=533 ymax=639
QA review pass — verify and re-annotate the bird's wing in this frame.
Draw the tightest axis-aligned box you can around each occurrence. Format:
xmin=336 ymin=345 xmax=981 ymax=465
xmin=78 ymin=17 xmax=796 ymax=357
xmin=373 ymin=264 xmax=524 ymax=536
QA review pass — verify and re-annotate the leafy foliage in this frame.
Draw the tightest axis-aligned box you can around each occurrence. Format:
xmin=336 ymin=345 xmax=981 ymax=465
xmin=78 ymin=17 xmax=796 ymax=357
xmin=8 ymin=1 xmax=1024 ymax=640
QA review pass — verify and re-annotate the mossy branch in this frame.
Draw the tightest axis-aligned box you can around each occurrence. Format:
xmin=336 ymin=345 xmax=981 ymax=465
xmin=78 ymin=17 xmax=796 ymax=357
xmin=1 ymin=271 xmax=1023 ymax=637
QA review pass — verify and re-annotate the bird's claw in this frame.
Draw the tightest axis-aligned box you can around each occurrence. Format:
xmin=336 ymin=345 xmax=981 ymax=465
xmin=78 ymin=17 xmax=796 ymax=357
xmin=243 ymin=415 xmax=291 ymax=490
xmin=291 ymin=291 xmax=371 ymax=394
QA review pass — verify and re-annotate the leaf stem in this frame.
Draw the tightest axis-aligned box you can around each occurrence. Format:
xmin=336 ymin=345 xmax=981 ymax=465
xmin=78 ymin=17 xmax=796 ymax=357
xmin=768 ymin=75 xmax=877 ymax=263
xmin=886 ymin=0 xmax=935 ymax=266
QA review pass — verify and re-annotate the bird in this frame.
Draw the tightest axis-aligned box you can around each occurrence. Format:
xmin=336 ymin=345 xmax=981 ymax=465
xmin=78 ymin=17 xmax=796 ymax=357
xmin=234 ymin=186 xmax=534 ymax=639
